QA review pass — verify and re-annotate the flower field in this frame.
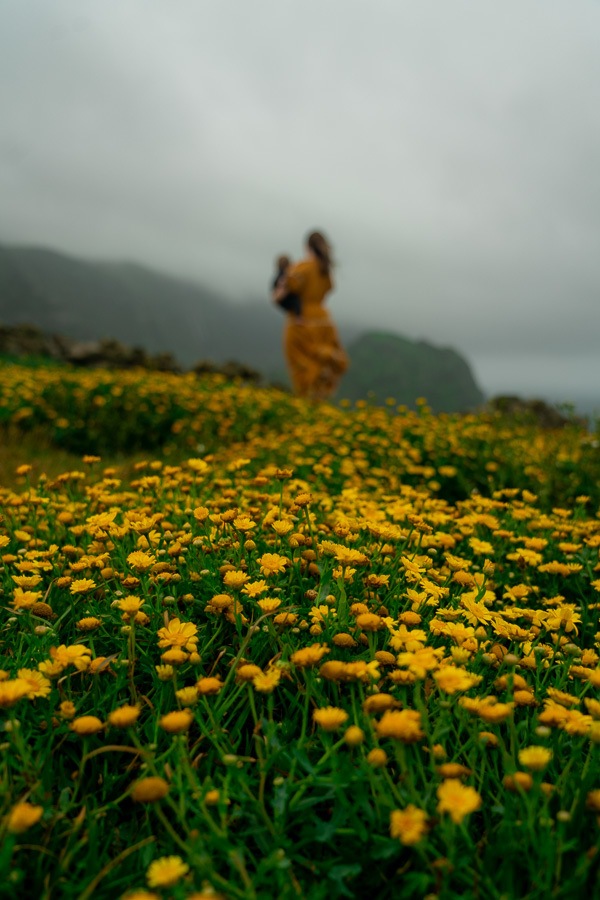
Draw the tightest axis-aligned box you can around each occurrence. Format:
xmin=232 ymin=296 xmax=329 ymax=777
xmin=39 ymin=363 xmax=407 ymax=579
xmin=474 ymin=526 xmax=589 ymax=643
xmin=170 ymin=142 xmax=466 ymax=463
xmin=0 ymin=359 xmax=599 ymax=899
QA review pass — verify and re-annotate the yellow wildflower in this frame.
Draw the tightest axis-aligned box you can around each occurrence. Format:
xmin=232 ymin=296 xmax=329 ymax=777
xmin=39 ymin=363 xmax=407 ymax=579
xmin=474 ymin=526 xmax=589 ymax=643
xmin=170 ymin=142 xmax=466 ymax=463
xmin=70 ymin=578 xmax=96 ymax=594
xmin=131 ymin=777 xmax=170 ymax=803
xmin=146 ymin=856 xmax=189 ymax=888
xmin=366 ymin=748 xmax=388 ymax=768
xmin=6 ymin=802 xmax=44 ymax=834
xmin=434 ymin=666 xmax=482 ymax=694
xmin=375 ymin=709 xmax=424 ymax=743
xmin=258 ymin=553 xmax=289 ymax=576
xmin=196 ymin=677 xmax=223 ymax=696
xmin=291 ymin=644 xmax=331 ymax=668
xmin=436 ymin=779 xmax=481 ymax=824
xmin=70 ymin=715 xmax=104 ymax=735
xmin=159 ymin=710 xmax=193 ymax=733
xmin=313 ymin=707 xmax=349 ymax=732
xmin=518 ymin=746 xmax=552 ymax=771
xmin=157 ymin=618 xmax=198 ymax=652
xmin=253 ymin=667 xmax=282 ymax=693
xmin=344 ymin=726 xmax=365 ymax=746
xmin=390 ymin=805 xmax=428 ymax=845
xmin=127 ymin=551 xmax=156 ymax=572
xmin=17 ymin=669 xmax=51 ymax=699
xmin=223 ymin=569 xmax=249 ymax=589
xmin=108 ymin=705 xmax=140 ymax=728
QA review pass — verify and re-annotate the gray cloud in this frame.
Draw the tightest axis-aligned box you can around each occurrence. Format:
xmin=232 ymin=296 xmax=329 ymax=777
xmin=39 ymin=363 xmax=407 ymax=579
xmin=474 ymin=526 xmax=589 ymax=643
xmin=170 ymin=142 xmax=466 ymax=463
xmin=1 ymin=0 xmax=599 ymax=406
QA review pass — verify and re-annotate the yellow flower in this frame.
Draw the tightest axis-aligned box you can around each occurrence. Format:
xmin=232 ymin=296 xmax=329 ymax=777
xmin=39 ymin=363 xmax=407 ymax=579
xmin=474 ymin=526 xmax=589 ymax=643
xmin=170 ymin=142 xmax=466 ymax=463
xmin=432 ymin=759 xmax=471 ymax=778
xmin=271 ymin=519 xmax=294 ymax=536
xmin=0 ymin=679 xmax=31 ymax=708
xmin=108 ymin=705 xmax=140 ymax=728
xmin=253 ymin=667 xmax=282 ymax=693
xmin=390 ymin=805 xmax=428 ymax=845
xmin=232 ymin=516 xmax=256 ymax=532
xmin=188 ymin=458 xmax=209 ymax=474
xmin=436 ymin=780 xmax=481 ymax=824
xmin=258 ymin=553 xmax=289 ymax=576
xmin=159 ymin=710 xmax=193 ymax=733
xmin=375 ymin=709 xmax=424 ymax=743
xmin=70 ymin=715 xmax=104 ymax=735
xmin=117 ymin=596 xmax=145 ymax=618
xmin=16 ymin=669 xmax=51 ymax=699
xmin=11 ymin=588 xmax=43 ymax=610
xmin=396 ymin=647 xmax=444 ymax=679
xmin=49 ymin=644 xmax=92 ymax=672
xmin=59 ymin=700 xmax=76 ymax=719
xmin=545 ymin=606 xmax=581 ymax=634
xmin=586 ymin=790 xmax=600 ymax=812
xmin=146 ymin=855 xmax=190 ymax=888
xmin=76 ymin=617 xmax=102 ymax=631
xmin=256 ymin=597 xmax=281 ymax=613
xmin=313 ymin=706 xmax=349 ymax=732
xmin=193 ymin=505 xmax=210 ymax=522
xmin=161 ymin=648 xmax=189 ymax=666
xmin=6 ymin=802 xmax=44 ymax=834
xmin=355 ymin=613 xmax=384 ymax=632
xmin=332 ymin=632 xmax=357 ymax=649
xmin=70 ymin=578 xmax=97 ymax=595
xmin=290 ymin=644 xmax=330 ymax=668
xmin=362 ymin=694 xmax=401 ymax=715
xmin=155 ymin=665 xmax=175 ymax=681
xmin=196 ymin=677 xmax=223 ymax=695
xmin=503 ymin=772 xmax=533 ymax=792
xmin=242 ymin=580 xmax=269 ymax=597
xmin=344 ymin=726 xmax=365 ymax=746
xmin=236 ymin=664 xmax=263 ymax=682
xmin=157 ymin=618 xmax=198 ymax=652
xmin=12 ymin=574 xmax=42 ymax=589
xmin=223 ymin=569 xmax=249 ymax=589
xmin=434 ymin=666 xmax=482 ymax=694
xmin=273 ymin=612 xmax=298 ymax=627
xmin=131 ymin=777 xmax=170 ymax=803
xmin=176 ymin=686 xmax=199 ymax=706
xmin=127 ymin=551 xmax=156 ymax=572
xmin=366 ymin=748 xmax=388 ymax=768
xmin=518 ymin=746 xmax=552 ymax=771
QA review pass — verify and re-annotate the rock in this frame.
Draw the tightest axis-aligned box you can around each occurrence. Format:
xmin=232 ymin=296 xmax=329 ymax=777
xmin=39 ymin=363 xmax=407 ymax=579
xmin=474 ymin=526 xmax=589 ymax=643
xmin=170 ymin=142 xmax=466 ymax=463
xmin=488 ymin=395 xmax=583 ymax=429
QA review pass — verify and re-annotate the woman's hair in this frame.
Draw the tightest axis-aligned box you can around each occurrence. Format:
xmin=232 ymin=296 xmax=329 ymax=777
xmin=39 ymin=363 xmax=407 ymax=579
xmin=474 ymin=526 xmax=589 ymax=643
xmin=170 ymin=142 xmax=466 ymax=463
xmin=307 ymin=231 xmax=333 ymax=276
xmin=276 ymin=254 xmax=291 ymax=270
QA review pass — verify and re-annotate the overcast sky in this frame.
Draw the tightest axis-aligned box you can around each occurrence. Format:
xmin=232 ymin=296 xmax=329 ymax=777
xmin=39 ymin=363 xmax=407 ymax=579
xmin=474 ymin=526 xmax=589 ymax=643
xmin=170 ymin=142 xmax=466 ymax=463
xmin=1 ymin=0 xmax=599 ymax=407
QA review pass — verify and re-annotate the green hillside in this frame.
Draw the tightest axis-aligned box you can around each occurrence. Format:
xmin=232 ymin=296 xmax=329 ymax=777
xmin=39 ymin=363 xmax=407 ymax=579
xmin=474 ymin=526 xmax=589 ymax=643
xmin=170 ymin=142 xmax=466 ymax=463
xmin=342 ymin=332 xmax=485 ymax=411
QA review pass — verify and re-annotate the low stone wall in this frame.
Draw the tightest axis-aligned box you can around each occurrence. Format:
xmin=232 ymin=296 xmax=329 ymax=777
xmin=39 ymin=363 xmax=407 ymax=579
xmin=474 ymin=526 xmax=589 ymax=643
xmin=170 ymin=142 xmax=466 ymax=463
xmin=0 ymin=323 xmax=262 ymax=382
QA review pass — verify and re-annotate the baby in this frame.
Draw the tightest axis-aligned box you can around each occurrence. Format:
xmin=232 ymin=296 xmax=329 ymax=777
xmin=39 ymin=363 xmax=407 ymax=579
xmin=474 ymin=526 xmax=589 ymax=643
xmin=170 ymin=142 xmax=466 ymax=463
xmin=271 ymin=254 xmax=301 ymax=317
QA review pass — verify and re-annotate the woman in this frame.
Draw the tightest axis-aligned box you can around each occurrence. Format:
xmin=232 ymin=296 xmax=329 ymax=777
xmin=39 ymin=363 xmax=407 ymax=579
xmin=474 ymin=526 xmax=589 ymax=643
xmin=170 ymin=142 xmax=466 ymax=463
xmin=277 ymin=231 xmax=348 ymax=400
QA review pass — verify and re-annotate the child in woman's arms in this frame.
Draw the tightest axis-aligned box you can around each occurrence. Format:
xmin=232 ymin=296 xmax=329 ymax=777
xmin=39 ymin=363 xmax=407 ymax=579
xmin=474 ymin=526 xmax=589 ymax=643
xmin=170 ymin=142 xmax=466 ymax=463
xmin=271 ymin=254 xmax=301 ymax=317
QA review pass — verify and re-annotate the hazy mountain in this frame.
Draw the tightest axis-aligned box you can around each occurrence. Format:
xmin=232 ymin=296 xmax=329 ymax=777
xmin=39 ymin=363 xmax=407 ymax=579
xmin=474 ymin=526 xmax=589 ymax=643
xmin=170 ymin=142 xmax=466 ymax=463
xmin=342 ymin=332 xmax=485 ymax=411
xmin=0 ymin=243 xmax=484 ymax=411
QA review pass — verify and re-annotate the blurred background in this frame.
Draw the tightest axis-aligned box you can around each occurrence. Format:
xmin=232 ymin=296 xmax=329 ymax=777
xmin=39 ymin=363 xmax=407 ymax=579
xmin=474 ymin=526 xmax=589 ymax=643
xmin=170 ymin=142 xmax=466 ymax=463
xmin=1 ymin=0 xmax=599 ymax=415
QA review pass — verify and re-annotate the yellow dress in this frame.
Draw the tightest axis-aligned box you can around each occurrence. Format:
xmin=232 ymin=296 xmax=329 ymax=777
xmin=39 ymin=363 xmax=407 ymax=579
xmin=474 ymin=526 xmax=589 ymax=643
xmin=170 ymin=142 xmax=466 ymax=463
xmin=284 ymin=258 xmax=348 ymax=399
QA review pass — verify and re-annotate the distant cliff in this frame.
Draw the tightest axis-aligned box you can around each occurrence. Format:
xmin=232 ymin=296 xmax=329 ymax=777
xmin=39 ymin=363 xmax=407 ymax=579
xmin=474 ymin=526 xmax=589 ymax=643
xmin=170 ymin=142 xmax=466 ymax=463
xmin=342 ymin=332 xmax=485 ymax=412
xmin=0 ymin=243 xmax=485 ymax=412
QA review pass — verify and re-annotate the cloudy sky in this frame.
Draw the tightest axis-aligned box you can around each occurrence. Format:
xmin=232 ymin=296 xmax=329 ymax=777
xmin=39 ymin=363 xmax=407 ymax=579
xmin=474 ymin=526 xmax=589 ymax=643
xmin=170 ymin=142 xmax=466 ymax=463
xmin=1 ymin=0 xmax=599 ymax=408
